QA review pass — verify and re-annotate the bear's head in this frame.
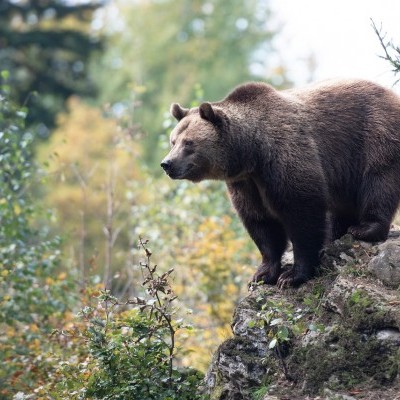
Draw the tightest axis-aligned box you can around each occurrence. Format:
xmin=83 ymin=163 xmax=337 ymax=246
xmin=161 ymin=102 xmax=229 ymax=182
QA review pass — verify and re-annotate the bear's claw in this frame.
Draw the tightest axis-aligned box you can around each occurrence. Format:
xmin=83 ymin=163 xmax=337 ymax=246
xmin=277 ymin=265 xmax=313 ymax=289
xmin=249 ymin=262 xmax=281 ymax=288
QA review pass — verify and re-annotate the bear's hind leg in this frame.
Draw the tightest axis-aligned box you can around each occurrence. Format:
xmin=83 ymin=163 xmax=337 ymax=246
xmin=329 ymin=211 xmax=357 ymax=241
xmin=348 ymin=221 xmax=391 ymax=242
xmin=348 ymin=173 xmax=400 ymax=242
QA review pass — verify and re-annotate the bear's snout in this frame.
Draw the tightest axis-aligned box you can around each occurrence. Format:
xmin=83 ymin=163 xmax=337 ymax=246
xmin=160 ymin=159 xmax=172 ymax=173
xmin=161 ymin=157 xmax=198 ymax=180
xmin=160 ymin=158 xmax=182 ymax=179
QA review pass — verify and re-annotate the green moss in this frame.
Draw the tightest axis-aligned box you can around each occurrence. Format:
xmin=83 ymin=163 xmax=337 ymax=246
xmin=343 ymin=289 xmax=397 ymax=331
xmin=289 ymin=327 xmax=400 ymax=395
xmin=209 ymin=371 xmax=224 ymax=400
xmin=342 ymin=259 xmax=369 ymax=278
xmin=250 ymin=383 xmax=270 ymax=400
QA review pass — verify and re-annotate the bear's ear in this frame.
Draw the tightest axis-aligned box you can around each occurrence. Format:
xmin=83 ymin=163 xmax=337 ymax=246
xmin=170 ymin=103 xmax=189 ymax=121
xmin=199 ymin=102 xmax=222 ymax=125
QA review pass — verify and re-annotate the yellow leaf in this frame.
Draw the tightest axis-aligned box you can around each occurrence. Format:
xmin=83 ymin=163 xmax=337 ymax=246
xmin=29 ymin=338 xmax=41 ymax=350
xmin=58 ymin=272 xmax=67 ymax=280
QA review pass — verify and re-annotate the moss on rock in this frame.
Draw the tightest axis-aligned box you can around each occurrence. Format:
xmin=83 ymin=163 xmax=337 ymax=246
xmin=290 ymin=326 xmax=399 ymax=394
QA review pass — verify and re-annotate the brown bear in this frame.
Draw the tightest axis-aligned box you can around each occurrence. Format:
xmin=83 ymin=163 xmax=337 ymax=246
xmin=161 ymin=79 xmax=400 ymax=288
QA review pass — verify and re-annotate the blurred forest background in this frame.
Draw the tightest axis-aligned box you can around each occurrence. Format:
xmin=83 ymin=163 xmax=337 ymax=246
xmin=1 ymin=0 xmax=397 ymax=398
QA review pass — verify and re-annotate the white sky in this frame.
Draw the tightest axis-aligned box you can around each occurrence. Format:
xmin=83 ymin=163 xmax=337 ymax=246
xmin=270 ymin=0 xmax=400 ymax=91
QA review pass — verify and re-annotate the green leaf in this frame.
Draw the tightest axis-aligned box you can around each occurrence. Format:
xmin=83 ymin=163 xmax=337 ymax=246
xmin=248 ymin=320 xmax=256 ymax=328
xmin=277 ymin=326 xmax=289 ymax=341
xmin=1 ymin=70 xmax=9 ymax=79
xmin=309 ymin=323 xmax=325 ymax=333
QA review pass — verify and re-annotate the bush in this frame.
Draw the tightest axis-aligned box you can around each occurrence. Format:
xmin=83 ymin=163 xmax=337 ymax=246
xmin=52 ymin=238 xmax=205 ymax=399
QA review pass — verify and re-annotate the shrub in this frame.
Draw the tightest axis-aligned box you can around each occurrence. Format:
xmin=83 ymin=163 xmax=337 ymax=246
xmin=52 ymin=238 xmax=205 ymax=399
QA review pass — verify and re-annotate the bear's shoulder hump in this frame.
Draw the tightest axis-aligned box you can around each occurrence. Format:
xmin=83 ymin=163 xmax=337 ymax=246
xmin=225 ymin=82 xmax=274 ymax=103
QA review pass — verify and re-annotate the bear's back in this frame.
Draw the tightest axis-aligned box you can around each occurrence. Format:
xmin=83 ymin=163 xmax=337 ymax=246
xmin=290 ymin=79 xmax=400 ymax=157
xmin=289 ymin=80 xmax=400 ymax=195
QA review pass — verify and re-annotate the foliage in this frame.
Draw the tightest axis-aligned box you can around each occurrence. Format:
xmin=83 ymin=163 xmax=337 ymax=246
xmin=250 ymin=295 xmax=325 ymax=380
xmin=185 ymin=216 xmax=253 ymax=322
xmin=255 ymin=297 xmax=325 ymax=349
xmin=50 ymin=238 xmax=205 ymax=400
xmin=0 ymin=0 xmax=103 ymax=135
xmin=129 ymin=175 xmax=257 ymax=369
xmin=302 ymin=283 xmax=326 ymax=314
xmin=0 ymin=74 xmax=76 ymax=397
xmin=255 ymin=298 xmax=302 ymax=350
xmin=94 ymin=0 xmax=288 ymax=167
xmin=37 ymin=97 xmax=143 ymax=290
xmin=175 ymin=216 xmax=255 ymax=369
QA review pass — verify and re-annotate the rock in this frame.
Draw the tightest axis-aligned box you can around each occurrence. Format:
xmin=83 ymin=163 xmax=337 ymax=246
xmin=323 ymin=388 xmax=357 ymax=400
xmin=323 ymin=276 xmax=400 ymax=329
xmin=376 ymin=328 xmax=400 ymax=344
xmin=368 ymin=241 xmax=400 ymax=288
xmin=205 ymin=337 xmax=271 ymax=399
xmin=205 ymin=232 xmax=400 ymax=400
xmin=231 ymin=292 xmax=270 ymax=344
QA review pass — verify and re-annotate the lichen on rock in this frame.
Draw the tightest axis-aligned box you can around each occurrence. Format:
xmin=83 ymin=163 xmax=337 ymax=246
xmin=205 ymin=233 xmax=400 ymax=400
xmin=367 ymin=233 xmax=400 ymax=288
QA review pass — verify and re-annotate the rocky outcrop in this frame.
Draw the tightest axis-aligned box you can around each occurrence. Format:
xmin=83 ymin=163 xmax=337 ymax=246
xmin=205 ymin=233 xmax=400 ymax=400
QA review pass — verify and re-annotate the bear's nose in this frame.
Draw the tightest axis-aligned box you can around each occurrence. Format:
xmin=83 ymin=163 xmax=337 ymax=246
xmin=160 ymin=159 xmax=172 ymax=172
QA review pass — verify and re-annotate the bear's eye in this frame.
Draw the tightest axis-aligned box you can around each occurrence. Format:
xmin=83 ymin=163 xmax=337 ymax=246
xmin=183 ymin=140 xmax=194 ymax=146
xmin=171 ymin=140 xmax=176 ymax=147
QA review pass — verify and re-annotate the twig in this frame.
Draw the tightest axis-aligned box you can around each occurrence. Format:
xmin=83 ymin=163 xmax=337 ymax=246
xmin=137 ymin=237 xmax=177 ymax=384
xmin=275 ymin=344 xmax=292 ymax=381
xmin=371 ymin=19 xmax=400 ymax=84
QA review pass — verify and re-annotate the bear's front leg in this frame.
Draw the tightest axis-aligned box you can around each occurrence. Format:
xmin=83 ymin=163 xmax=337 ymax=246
xmin=227 ymin=180 xmax=288 ymax=286
xmin=247 ymin=218 xmax=287 ymax=285
xmin=236 ymin=213 xmax=288 ymax=285
xmin=277 ymin=200 xmax=326 ymax=288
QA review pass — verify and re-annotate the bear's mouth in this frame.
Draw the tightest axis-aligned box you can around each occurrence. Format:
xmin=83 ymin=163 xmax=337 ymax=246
xmin=167 ymin=163 xmax=195 ymax=180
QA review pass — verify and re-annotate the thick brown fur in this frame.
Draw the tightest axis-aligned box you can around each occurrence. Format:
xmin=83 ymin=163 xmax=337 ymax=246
xmin=161 ymin=80 xmax=400 ymax=287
